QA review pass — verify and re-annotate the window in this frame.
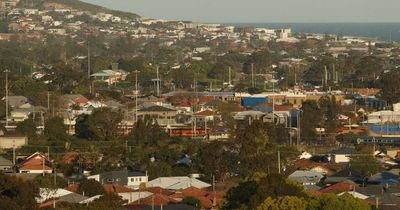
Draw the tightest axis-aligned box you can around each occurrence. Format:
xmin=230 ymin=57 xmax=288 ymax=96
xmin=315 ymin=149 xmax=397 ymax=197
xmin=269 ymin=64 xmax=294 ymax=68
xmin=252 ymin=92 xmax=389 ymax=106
xmin=116 ymin=178 xmax=121 ymax=182
xmin=107 ymin=178 xmax=114 ymax=182
xmin=131 ymin=178 xmax=134 ymax=182
xmin=139 ymin=178 xmax=142 ymax=182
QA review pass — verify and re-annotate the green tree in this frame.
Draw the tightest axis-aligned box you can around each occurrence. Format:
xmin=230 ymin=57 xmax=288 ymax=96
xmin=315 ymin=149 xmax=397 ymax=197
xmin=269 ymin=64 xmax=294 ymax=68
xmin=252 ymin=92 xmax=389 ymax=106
xmin=319 ymin=95 xmax=341 ymax=132
xmin=234 ymin=120 xmax=277 ymax=176
xmin=34 ymin=174 xmax=67 ymax=189
xmin=300 ymin=100 xmax=322 ymax=143
xmin=349 ymin=145 xmax=383 ymax=177
xmin=78 ymin=179 xmax=106 ymax=197
xmin=44 ymin=117 xmax=67 ymax=142
xmin=88 ymin=108 xmax=122 ymax=141
xmin=256 ymin=196 xmax=307 ymax=210
xmin=222 ymin=174 xmax=307 ymax=210
xmin=0 ymin=173 xmax=39 ymax=210
xmin=379 ymin=70 xmax=400 ymax=105
xmin=197 ymin=141 xmax=238 ymax=182
xmin=75 ymin=114 xmax=95 ymax=140
xmin=308 ymin=193 xmax=371 ymax=210
xmin=182 ymin=196 xmax=201 ymax=209
xmin=16 ymin=118 xmax=36 ymax=139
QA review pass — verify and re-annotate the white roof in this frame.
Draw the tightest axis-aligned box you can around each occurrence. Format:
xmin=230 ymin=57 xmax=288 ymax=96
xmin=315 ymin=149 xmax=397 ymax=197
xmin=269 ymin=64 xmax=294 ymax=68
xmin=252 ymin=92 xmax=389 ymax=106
xmin=146 ymin=176 xmax=211 ymax=190
xmin=36 ymin=188 xmax=73 ymax=203
xmin=79 ymin=195 xmax=103 ymax=204
xmin=338 ymin=191 xmax=369 ymax=200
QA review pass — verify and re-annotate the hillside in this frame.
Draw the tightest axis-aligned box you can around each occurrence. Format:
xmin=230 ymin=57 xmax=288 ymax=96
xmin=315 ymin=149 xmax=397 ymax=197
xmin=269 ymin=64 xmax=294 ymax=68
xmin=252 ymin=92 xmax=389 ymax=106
xmin=20 ymin=0 xmax=140 ymax=20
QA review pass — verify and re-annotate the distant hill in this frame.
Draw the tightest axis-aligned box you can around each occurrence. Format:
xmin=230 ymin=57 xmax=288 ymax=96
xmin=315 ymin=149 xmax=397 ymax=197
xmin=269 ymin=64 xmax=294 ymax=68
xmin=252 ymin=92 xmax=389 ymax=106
xmin=21 ymin=0 xmax=140 ymax=20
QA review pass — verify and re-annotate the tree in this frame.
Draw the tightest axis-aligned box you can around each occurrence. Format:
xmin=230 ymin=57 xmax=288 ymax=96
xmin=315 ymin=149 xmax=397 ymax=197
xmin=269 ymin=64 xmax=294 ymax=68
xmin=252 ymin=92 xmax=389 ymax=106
xmin=234 ymin=120 xmax=277 ymax=176
xmin=44 ymin=117 xmax=67 ymax=142
xmin=16 ymin=118 xmax=36 ymax=139
xmin=319 ymin=95 xmax=341 ymax=132
xmin=256 ymin=196 xmax=307 ymax=210
xmin=300 ymin=100 xmax=322 ymax=143
xmin=75 ymin=114 xmax=95 ymax=140
xmin=379 ymin=70 xmax=400 ymax=105
xmin=222 ymin=174 xmax=307 ymax=210
xmin=76 ymin=108 xmax=123 ymax=141
xmin=197 ymin=141 xmax=238 ymax=182
xmin=78 ymin=179 xmax=106 ymax=197
xmin=34 ymin=174 xmax=67 ymax=189
xmin=87 ymin=108 xmax=123 ymax=141
xmin=0 ymin=173 xmax=39 ymax=210
xmin=146 ymin=162 xmax=172 ymax=180
xmin=349 ymin=145 xmax=383 ymax=177
xmin=182 ymin=196 xmax=201 ymax=209
xmin=130 ymin=117 xmax=167 ymax=147
xmin=308 ymin=193 xmax=371 ymax=210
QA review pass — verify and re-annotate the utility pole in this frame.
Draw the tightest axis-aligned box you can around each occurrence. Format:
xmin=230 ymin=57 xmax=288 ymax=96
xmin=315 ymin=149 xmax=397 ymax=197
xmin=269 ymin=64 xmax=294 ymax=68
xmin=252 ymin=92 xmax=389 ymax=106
xmin=87 ymin=38 xmax=91 ymax=79
xmin=4 ymin=69 xmax=9 ymax=127
xmin=47 ymin=91 xmax=50 ymax=110
xmin=251 ymin=63 xmax=255 ymax=88
xmin=133 ymin=70 xmax=140 ymax=124
xmin=156 ymin=65 xmax=160 ymax=97
xmin=278 ymin=150 xmax=281 ymax=174
xmin=228 ymin=66 xmax=232 ymax=86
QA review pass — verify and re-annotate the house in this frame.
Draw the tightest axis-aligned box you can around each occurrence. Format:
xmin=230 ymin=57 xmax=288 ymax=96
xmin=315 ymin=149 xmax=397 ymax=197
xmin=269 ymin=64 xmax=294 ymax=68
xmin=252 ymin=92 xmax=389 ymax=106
xmin=328 ymin=147 xmax=355 ymax=163
xmin=146 ymin=176 xmax=211 ymax=190
xmin=0 ymin=136 xmax=28 ymax=149
xmin=3 ymin=96 xmax=28 ymax=108
xmin=18 ymin=152 xmax=52 ymax=174
xmin=90 ymin=64 xmax=129 ymax=85
xmin=0 ymin=156 xmax=13 ymax=172
xmin=323 ymin=168 xmax=363 ymax=185
xmin=88 ymin=170 xmax=148 ymax=189
xmin=288 ymin=170 xmax=324 ymax=186
xmin=319 ymin=181 xmax=357 ymax=194
xmin=137 ymin=105 xmax=178 ymax=126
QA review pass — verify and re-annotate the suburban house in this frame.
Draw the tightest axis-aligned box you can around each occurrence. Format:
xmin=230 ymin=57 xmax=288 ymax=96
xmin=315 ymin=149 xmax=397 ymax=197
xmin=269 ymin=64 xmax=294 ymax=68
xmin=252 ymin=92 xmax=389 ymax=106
xmin=146 ymin=176 xmax=211 ymax=190
xmin=288 ymin=170 xmax=324 ymax=186
xmin=87 ymin=170 xmax=148 ymax=189
xmin=90 ymin=64 xmax=129 ymax=85
xmin=0 ymin=156 xmax=13 ymax=172
xmin=0 ymin=136 xmax=28 ymax=149
xmin=137 ymin=105 xmax=178 ymax=126
xmin=18 ymin=152 xmax=53 ymax=174
xmin=328 ymin=147 xmax=355 ymax=163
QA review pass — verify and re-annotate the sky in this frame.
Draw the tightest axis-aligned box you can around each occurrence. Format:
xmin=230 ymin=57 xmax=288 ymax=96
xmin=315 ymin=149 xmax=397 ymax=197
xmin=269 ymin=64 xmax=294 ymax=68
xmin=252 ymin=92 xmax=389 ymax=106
xmin=82 ymin=0 xmax=400 ymax=23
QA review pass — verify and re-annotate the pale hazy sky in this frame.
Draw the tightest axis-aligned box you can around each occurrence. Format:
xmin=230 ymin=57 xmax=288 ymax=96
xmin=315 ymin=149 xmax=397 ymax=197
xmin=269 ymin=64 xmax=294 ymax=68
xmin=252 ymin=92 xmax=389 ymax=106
xmin=83 ymin=0 xmax=400 ymax=23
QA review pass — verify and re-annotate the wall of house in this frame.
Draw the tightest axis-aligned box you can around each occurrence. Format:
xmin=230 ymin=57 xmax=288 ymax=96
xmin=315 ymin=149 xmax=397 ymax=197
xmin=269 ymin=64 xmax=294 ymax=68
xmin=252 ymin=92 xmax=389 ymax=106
xmin=127 ymin=175 xmax=148 ymax=189
xmin=333 ymin=154 xmax=350 ymax=163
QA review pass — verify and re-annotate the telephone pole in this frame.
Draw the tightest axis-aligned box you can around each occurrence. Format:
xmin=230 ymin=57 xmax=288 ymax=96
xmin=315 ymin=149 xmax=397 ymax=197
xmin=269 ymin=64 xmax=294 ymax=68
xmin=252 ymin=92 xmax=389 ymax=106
xmin=133 ymin=70 xmax=140 ymax=124
xmin=251 ymin=63 xmax=255 ymax=88
xmin=4 ymin=69 xmax=9 ymax=127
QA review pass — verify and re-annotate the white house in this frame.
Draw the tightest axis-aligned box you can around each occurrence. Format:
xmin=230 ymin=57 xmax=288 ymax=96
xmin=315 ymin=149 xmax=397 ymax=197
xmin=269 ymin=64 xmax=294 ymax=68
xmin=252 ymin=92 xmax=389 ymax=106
xmin=88 ymin=170 xmax=148 ymax=189
xmin=329 ymin=147 xmax=355 ymax=163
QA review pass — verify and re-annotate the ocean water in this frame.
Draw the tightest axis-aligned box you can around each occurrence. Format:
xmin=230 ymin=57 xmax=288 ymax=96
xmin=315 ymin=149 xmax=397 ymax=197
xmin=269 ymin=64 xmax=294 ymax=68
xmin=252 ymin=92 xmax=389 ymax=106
xmin=229 ymin=23 xmax=400 ymax=42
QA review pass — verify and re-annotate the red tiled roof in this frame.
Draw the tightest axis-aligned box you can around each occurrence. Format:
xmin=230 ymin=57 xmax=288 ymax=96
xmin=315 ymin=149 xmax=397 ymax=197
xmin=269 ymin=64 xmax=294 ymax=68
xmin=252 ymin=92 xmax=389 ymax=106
xmin=194 ymin=110 xmax=216 ymax=116
xmin=103 ymin=184 xmax=134 ymax=194
xmin=65 ymin=183 xmax=79 ymax=193
xmin=19 ymin=153 xmax=52 ymax=171
xmin=131 ymin=193 xmax=174 ymax=206
xmin=319 ymin=182 xmax=357 ymax=194
xmin=145 ymin=187 xmax=173 ymax=196
xmin=75 ymin=97 xmax=89 ymax=104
